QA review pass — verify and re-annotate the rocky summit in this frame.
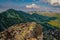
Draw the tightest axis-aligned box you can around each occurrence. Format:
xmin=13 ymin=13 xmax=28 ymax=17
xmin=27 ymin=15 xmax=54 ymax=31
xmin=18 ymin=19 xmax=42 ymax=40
xmin=0 ymin=22 xmax=43 ymax=40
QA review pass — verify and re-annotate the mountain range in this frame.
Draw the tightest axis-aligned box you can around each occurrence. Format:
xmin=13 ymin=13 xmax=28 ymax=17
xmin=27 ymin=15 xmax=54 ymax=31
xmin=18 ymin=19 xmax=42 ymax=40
xmin=0 ymin=9 xmax=60 ymax=40
xmin=0 ymin=9 xmax=57 ymax=31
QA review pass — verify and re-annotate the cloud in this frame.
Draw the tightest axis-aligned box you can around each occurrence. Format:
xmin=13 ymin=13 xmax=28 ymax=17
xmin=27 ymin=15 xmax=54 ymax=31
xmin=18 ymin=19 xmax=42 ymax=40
xmin=26 ymin=4 xmax=40 ymax=8
xmin=49 ymin=0 xmax=60 ymax=6
xmin=42 ymin=0 xmax=60 ymax=6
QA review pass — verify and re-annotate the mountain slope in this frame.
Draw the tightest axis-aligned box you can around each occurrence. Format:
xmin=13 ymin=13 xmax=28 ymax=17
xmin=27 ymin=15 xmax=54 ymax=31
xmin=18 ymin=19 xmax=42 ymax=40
xmin=0 ymin=9 xmax=57 ymax=32
xmin=33 ymin=11 xmax=60 ymax=28
xmin=0 ymin=9 xmax=60 ymax=40
xmin=0 ymin=22 xmax=43 ymax=40
xmin=0 ymin=9 xmax=31 ymax=31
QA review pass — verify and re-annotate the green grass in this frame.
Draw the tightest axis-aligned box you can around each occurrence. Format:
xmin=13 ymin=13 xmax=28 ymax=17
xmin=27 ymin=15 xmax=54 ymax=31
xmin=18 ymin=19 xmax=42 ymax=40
xmin=48 ymin=13 xmax=60 ymax=28
xmin=35 ymin=12 xmax=60 ymax=28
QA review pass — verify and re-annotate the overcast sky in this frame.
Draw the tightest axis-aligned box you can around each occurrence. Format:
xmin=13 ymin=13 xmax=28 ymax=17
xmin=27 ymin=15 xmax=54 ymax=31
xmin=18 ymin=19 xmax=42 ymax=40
xmin=0 ymin=0 xmax=60 ymax=12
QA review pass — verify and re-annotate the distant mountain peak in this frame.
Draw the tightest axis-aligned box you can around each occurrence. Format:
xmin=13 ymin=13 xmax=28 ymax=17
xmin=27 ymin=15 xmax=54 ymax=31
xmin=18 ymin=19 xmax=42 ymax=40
xmin=7 ymin=9 xmax=15 ymax=11
xmin=6 ymin=9 xmax=16 ymax=12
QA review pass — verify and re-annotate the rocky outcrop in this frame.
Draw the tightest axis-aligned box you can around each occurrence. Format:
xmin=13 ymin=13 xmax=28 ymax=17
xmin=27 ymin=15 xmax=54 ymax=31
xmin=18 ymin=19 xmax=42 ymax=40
xmin=0 ymin=22 xmax=43 ymax=40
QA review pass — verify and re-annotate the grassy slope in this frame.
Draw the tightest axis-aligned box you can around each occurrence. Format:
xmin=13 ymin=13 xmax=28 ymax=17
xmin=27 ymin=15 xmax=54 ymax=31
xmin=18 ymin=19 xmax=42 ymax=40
xmin=48 ymin=13 xmax=60 ymax=28
xmin=35 ymin=12 xmax=60 ymax=28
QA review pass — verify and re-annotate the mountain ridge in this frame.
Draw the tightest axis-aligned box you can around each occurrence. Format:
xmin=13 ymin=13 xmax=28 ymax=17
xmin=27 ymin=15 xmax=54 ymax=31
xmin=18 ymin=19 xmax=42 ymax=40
xmin=0 ymin=22 xmax=43 ymax=40
xmin=0 ymin=9 xmax=60 ymax=40
xmin=0 ymin=9 xmax=57 ymax=32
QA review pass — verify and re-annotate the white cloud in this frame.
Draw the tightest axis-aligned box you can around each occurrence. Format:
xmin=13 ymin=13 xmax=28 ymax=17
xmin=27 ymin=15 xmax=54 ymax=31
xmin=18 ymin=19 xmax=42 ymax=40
xmin=49 ymin=0 xmax=60 ymax=6
xmin=26 ymin=4 xmax=40 ymax=8
xmin=42 ymin=0 xmax=60 ymax=6
xmin=47 ymin=0 xmax=60 ymax=6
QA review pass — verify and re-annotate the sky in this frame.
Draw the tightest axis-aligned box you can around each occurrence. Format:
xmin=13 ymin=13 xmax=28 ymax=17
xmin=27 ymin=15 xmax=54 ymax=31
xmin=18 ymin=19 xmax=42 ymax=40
xmin=0 ymin=0 xmax=60 ymax=12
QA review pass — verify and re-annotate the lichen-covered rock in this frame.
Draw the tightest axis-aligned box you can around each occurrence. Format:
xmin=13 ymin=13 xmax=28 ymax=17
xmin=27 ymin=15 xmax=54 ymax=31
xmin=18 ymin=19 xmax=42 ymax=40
xmin=0 ymin=22 xmax=43 ymax=40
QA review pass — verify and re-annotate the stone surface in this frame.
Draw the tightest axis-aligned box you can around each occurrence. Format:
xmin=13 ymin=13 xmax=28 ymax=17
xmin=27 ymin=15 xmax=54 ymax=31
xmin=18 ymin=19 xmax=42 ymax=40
xmin=0 ymin=22 xmax=43 ymax=40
